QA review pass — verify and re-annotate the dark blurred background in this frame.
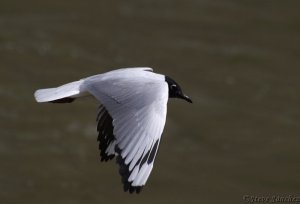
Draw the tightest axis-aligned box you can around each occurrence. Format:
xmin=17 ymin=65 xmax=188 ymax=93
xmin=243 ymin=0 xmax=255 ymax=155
xmin=0 ymin=0 xmax=299 ymax=203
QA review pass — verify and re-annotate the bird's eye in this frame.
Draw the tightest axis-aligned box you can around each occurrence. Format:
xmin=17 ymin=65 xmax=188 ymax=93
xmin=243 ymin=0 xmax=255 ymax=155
xmin=171 ymin=84 xmax=177 ymax=88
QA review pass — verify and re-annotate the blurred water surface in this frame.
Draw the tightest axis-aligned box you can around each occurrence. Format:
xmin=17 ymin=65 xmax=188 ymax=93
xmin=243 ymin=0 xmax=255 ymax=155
xmin=0 ymin=0 xmax=299 ymax=203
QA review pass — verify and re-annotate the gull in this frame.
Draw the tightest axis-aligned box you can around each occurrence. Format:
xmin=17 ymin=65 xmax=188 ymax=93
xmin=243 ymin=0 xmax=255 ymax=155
xmin=34 ymin=67 xmax=192 ymax=193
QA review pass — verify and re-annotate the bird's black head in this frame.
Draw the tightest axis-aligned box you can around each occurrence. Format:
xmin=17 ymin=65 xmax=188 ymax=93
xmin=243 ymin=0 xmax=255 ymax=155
xmin=165 ymin=76 xmax=192 ymax=103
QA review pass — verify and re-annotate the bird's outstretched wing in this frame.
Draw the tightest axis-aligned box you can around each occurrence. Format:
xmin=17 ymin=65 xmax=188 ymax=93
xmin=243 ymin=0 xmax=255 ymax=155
xmin=84 ymin=71 xmax=168 ymax=193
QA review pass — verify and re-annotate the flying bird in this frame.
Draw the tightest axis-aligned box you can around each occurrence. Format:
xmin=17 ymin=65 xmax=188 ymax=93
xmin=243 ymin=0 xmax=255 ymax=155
xmin=34 ymin=67 xmax=192 ymax=193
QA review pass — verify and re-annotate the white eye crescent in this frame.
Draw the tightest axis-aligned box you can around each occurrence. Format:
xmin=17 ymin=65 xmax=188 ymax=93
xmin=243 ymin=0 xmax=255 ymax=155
xmin=171 ymin=84 xmax=177 ymax=87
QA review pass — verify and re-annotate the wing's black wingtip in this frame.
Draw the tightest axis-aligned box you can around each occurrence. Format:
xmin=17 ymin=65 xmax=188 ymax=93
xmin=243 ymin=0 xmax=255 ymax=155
xmin=124 ymin=184 xmax=143 ymax=194
xmin=115 ymin=146 xmax=144 ymax=194
xmin=100 ymin=154 xmax=114 ymax=162
xmin=98 ymin=144 xmax=115 ymax=162
xmin=97 ymin=105 xmax=116 ymax=162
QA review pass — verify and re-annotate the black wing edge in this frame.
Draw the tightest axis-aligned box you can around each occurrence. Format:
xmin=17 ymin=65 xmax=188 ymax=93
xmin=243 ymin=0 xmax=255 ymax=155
xmin=115 ymin=139 xmax=160 ymax=194
xmin=50 ymin=97 xmax=75 ymax=103
xmin=115 ymin=146 xmax=143 ymax=194
xmin=97 ymin=105 xmax=116 ymax=162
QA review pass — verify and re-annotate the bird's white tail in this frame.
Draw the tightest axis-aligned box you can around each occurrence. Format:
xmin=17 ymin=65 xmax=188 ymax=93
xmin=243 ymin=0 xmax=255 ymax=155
xmin=34 ymin=79 xmax=87 ymax=103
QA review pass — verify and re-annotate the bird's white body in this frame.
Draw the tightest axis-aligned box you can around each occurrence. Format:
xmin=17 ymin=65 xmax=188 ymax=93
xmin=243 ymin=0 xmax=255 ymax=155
xmin=34 ymin=67 xmax=169 ymax=192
